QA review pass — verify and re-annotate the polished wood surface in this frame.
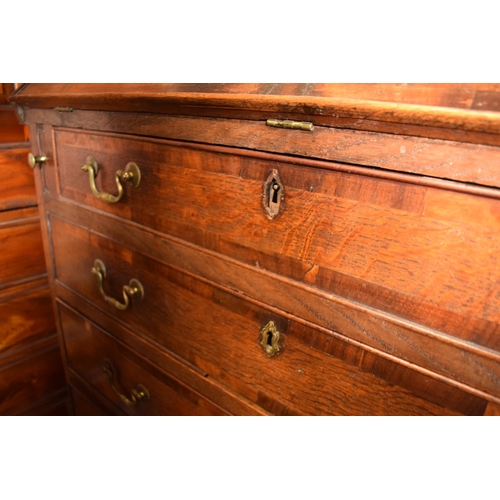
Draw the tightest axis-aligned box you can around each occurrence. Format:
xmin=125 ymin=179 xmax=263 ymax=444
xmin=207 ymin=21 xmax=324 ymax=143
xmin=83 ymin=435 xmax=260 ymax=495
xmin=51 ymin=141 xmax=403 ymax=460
xmin=0 ymin=207 xmax=47 ymax=286
xmin=52 ymin=130 xmax=500 ymax=351
xmin=0 ymin=87 xmax=65 ymax=415
xmin=49 ymin=215 xmax=491 ymax=415
xmin=14 ymin=83 xmax=500 ymax=415
xmin=59 ymin=303 xmax=229 ymax=416
xmin=0 ymin=278 xmax=55 ymax=358
xmin=0 ymin=343 xmax=65 ymax=415
xmin=0 ymin=110 xmax=28 ymax=143
xmin=12 ymin=84 xmax=500 ymax=137
xmin=46 ymin=201 xmax=500 ymax=402
xmin=0 ymin=146 xmax=36 ymax=210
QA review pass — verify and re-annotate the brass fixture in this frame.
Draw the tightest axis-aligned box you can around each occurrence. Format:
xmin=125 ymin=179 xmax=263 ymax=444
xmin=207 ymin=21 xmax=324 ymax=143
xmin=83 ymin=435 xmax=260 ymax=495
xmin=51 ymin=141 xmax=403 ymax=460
xmin=82 ymin=155 xmax=141 ymax=203
xmin=263 ymin=169 xmax=284 ymax=219
xmin=102 ymin=359 xmax=149 ymax=406
xmin=28 ymin=152 xmax=48 ymax=168
xmin=266 ymin=118 xmax=314 ymax=131
xmin=260 ymin=320 xmax=281 ymax=357
xmin=91 ymin=259 xmax=144 ymax=311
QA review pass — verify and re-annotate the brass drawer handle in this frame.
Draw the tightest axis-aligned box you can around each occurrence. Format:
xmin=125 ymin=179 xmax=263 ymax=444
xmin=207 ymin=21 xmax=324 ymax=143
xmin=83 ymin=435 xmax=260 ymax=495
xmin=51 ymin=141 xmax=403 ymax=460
xmin=102 ymin=359 xmax=149 ymax=406
xmin=91 ymin=259 xmax=144 ymax=311
xmin=82 ymin=155 xmax=141 ymax=203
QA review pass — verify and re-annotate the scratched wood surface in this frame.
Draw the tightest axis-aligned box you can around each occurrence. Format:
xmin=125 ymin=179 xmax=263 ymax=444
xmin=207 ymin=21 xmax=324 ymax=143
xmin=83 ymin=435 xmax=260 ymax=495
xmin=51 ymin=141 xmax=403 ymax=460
xmin=56 ymin=292 xmax=270 ymax=416
xmin=23 ymin=84 xmax=500 ymax=415
xmin=51 ymin=130 xmax=500 ymax=352
xmin=53 ymin=123 xmax=500 ymax=189
xmin=12 ymin=84 xmax=500 ymax=138
xmin=47 ymin=207 xmax=500 ymax=401
xmin=59 ymin=303 xmax=229 ymax=416
xmin=15 ymin=83 xmax=500 ymax=106
xmin=49 ymin=215 xmax=493 ymax=415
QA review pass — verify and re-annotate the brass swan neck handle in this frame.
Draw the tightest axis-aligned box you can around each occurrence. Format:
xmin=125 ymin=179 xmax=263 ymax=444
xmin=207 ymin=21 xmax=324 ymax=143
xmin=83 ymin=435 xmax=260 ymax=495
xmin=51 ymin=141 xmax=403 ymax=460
xmin=82 ymin=155 xmax=141 ymax=203
xmin=102 ymin=359 xmax=149 ymax=406
xmin=91 ymin=259 xmax=144 ymax=311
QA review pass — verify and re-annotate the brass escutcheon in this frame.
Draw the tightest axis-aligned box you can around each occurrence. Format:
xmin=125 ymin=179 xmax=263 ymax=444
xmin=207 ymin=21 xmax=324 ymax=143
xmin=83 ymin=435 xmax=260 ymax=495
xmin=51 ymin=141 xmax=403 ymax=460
xmin=263 ymin=169 xmax=284 ymax=219
xmin=260 ymin=320 xmax=280 ymax=358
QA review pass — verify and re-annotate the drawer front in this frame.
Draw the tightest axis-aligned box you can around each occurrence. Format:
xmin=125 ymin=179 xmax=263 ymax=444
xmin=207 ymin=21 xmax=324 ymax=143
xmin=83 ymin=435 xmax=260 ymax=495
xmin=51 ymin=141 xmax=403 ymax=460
xmin=0 ymin=208 xmax=46 ymax=287
xmin=52 ymin=128 xmax=500 ymax=352
xmin=70 ymin=385 xmax=121 ymax=416
xmin=0 ymin=147 xmax=36 ymax=211
xmin=0 ymin=344 xmax=65 ymax=415
xmin=51 ymin=215 xmax=478 ymax=415
xmin=58 ymin=302 xmax=228 ymax=416
xmin=0 ymin=279 xmax=55 ymax=357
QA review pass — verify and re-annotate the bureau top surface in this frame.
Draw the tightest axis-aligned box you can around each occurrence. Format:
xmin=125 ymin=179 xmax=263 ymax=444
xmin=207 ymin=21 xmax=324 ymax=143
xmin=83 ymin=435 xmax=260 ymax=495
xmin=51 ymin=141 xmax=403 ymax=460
xmin=12 ymin=83 xmax=500 ymax=135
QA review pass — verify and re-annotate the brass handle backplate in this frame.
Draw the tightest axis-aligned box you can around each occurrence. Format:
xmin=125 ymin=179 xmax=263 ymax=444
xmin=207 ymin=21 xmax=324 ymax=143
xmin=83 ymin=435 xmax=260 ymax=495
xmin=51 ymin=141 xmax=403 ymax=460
xmin=28 ymin=152 xmax=48 ymax=168
xmin=82 ymin=155 xmax=141 ymax=203
xmin=102 ymin=359 xmax=149 ymax=406
xmin=91 ymin=259 xmax=144 ymax=311
xmin=260 ymin=320 xmax=281 ymax=357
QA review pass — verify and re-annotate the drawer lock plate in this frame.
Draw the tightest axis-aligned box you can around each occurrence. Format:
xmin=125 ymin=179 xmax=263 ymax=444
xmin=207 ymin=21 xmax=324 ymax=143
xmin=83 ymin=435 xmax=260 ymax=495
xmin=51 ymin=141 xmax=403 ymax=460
xmin=260 ymin=321 xmax=281 ymax=358
xmin=263 ymin=169 xmax=284 ymax=219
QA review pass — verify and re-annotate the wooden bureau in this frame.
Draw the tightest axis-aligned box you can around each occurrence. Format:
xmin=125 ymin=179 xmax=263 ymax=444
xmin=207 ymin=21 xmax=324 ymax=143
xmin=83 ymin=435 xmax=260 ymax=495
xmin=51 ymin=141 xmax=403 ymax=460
xmin=12 ymin=83 xmax=500 ymax=416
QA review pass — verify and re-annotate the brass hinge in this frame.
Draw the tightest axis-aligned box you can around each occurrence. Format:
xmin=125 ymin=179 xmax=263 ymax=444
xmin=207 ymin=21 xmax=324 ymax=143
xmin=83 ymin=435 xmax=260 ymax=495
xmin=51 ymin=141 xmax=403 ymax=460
xmin=266 ymin=118 xmax=314 ymax=131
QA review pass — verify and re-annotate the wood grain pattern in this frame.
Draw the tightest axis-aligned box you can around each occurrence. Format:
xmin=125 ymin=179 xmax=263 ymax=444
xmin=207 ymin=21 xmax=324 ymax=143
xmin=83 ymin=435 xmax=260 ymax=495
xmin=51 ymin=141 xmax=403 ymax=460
xmin=12 ymin=84 xmax=500 ymax=136
xmin=56 ymin=293 xmax=269 ymax=416
xmin=59 ymin=303 xmax=229 ymax=416
xmin=0 ymin=343 xmax=66 ymax=415
xmin=53 ymin=120 xmax=500 ymax=189
xmin=23 ymin=84 xmax=500 ymax=415
xmin=0 ymin=211 xmax=46 ymax=287
xmin=0 ymin=109 xmax=28 ymax=143
xmin=0 ymin=146 xmax=36 ymax=210
xmin=25 ymin=105 xmax=500 ymax=149
xmin=51 ymin=130 xmax=500 ymax=350
xmin=484 ymin=402 xmax=500 ymax=416
xmin=50 ymin=215 xmax=493 ymax=414
xmin=0 ymin=279 xmax=55 ymax=359
xmin=46 ymin=207 xmax=500 ymax=401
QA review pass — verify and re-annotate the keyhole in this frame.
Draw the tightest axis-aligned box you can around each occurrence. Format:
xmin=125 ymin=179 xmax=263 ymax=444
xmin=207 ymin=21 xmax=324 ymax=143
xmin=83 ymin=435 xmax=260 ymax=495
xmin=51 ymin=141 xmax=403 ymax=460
xmin=260 ymin=320 xmax=280 ymax=357
xmin=263 ymin=170 xmax=284 ymax=219
xmin=266 ymin=330 xmax=274 ymax=347
xmin=272 ymin=182 xmax=280 ymax=204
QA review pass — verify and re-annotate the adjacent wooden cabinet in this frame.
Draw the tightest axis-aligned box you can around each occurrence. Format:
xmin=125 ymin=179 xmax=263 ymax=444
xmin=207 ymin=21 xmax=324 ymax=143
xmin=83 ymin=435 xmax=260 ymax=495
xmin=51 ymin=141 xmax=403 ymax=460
xmin=12 ymin=83 xmax=500 ymax=415
xmin=0 ymin=83 xmax=67 ymax=415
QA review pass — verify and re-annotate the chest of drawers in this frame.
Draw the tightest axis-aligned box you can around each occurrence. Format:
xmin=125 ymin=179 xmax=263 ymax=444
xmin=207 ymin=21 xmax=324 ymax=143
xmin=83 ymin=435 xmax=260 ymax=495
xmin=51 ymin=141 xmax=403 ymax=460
xmin=13 ymin=83 xmax=500 ymax=415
